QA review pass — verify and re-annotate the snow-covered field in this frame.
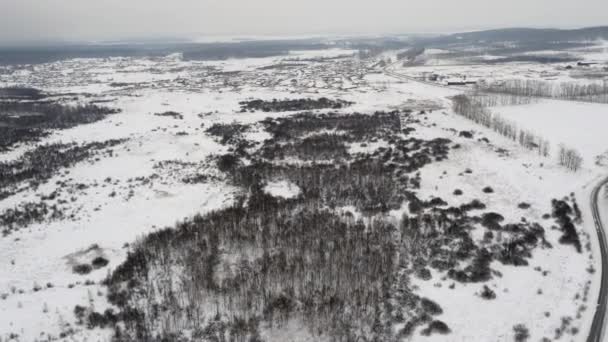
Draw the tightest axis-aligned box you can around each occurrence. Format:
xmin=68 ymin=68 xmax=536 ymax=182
xmin=387 ymin=40 xmax=608 ymax=87
xmin=1 ymin=44 xmax=608 ymax=341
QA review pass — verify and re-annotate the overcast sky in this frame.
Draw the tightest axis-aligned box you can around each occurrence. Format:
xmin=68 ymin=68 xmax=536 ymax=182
xmin=0 ymin=0 xmax=607 ymax=44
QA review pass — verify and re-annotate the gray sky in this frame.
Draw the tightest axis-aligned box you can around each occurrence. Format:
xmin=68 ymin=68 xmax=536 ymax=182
xmin=0 ymin=0 xmax=607 ymax=44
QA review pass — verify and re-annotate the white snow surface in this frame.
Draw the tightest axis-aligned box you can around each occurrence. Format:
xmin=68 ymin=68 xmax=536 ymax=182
xmin=0 ymin=46 xmax=607 ymax=342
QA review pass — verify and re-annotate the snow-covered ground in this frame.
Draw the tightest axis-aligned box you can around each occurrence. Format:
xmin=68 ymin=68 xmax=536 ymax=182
xmin=1 ymin=45 xmax=607 ymax=341
xmin=496 ymin=100 xmax=608 ymax=165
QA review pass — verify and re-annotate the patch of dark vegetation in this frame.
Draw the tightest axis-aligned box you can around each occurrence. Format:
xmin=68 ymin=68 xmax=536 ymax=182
xmin=181 ymin=174 xmax=208 ymax=184
xmin=0 ymin=127 xmax=48 ymax=151
xmin=92 ymin=256 xmax=109 ymax=269
xmin=482 ymin=186 xmax=494 ymax=193
xmin=257 ymin=63 xmax=307 ymax=70
xmin=453 ymin=189 xmax=463 ymax=196
xmin=513 ymin=323 xmax=530 ymax=342
xmin=216 ymin=154 xmax=242 ymax=173
xmin=518 ymin=202 xmax=531 ymax=209
xmin=1 ymin=201 xmax=64 ymax=236
xmin=0 ymin=101 xmax=119 ymax=150
xmin=459 ymin=131 xmax=473 ymax=138
xmin=552 ymin=197 xmax=582 ymax=252
xmin=420 ymin=298 xmax=443 ymax=315
xmin=261 ymin=133 xmax=349 ymax=161
xmin=0 ymin=139 xmax=126 ymax=195
xmin=482 ymin=55 xmax=579 ymax=64
xmin=420 ymin=320 xmax=451 ymax=336
xmin=481 ymin=212 xmax=505 ymax=230
xmin=239 ymin=97 xmax=353 ymax=113
xmin=0 ymin=87 xmax=46 ymax=100
xmin=261 ymin=111 xmax=399 ymax=141
xmin=480 ymin=285 xmax=496 ymax=300
xmin=72 ymin=264 xmax=93 ymax=275
xmin=74 ymin=305 xmax=120 ymax=329
xmin=205 ymin=122 xmax=253 ymax=152
xmin=89 ymin=111 xmax=564 ymax=341
xmin=153 ymin=111 xmax=183 ymax=120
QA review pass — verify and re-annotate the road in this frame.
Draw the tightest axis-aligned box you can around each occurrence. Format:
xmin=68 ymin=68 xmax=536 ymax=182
xmin=588 ymin=177 xmax=608 ymax=342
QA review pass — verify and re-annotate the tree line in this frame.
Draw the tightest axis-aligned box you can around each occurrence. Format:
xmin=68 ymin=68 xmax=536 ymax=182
xmin=476 ymin=79 xmax=608 ymax=104
xmin=452 ymin=94 xmax=582 ymax=171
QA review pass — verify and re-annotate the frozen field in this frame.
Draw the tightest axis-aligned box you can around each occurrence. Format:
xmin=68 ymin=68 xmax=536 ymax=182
xmin=0 ymin=43 xmax=607 ymax=341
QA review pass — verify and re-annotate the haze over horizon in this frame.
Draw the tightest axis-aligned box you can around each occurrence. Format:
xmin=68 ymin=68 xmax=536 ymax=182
xmin=1 ymin=0 xmax=607 ymax=45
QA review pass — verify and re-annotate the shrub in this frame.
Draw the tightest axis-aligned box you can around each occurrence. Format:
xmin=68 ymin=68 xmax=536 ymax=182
xmin=518 ymin=202 xmax=531 ymax=209
xmin=480 ymin=285 xmax=496 ymax=300
xmin=421 ymin=320 xmax=451 ymax=336
xmin=92 ymin=257 xmax=109 ymax=269
xmin=420 ymin=298 xmax=443 ymax=315
xmin=73 ymin=264 xmax=93 ymax=275
xmin=481 ymin=212 xmax=505 ymax=230
xmin=416 ymin=268 xmax=432 ymax=280
xmin=513 ymin=324 xmax=530 ymax=342
xmin=482 ymin=186 xmax=494 ymax=193
xmin=453 ymin=189 xmax=463 ymax=196
xmin=459 ymin=131 xmax=473 ymax=138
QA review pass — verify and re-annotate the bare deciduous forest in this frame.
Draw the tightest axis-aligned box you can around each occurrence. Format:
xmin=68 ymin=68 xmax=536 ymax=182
xmin=452 ymin=94 xmax=582 ymax=170
xmin=74 ymin=110 xmax=581 ymax=341
xmin=476 ymin=79 xmax=608 ymax=104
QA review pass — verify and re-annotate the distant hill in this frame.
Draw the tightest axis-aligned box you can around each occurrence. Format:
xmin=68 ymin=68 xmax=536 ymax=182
xmin=423 ymin=26 xmax=608 ymax=45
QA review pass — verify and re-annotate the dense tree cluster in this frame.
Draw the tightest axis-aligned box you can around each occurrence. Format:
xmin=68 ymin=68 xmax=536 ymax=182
xmin=0 ymin=139 xmax=126 ymax=193
xmin=0 ymin=101 xmax=119 ymax=150
xmin=239 ymin=98 xmax=354 ymax=113
xmin=477 ymin=79 xmax=608 ymax=103
xmin=452 ymin=94 xmax=552 ymax=159
xmin=551 ymin=196 xmax=582 ymax=252
xmin=205 ymin=122 xmax=251 ymax=146
xmin=91 ymin=110 xmax=566 ymax=341
xmin=558 ymin=145 xmax=583 ymax=171
xmin=153 ymin=111 xmax=183 ymax=120
xmin=0 ymin=201 xmax=64 ymax=236
xmin=0 ymin=87 xmax=46 ymax=100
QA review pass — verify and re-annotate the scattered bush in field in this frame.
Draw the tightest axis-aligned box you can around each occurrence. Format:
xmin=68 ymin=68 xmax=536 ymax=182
xmin=558 ymin=144 xmax=583 ymax=171
xmin=420 ymin=298 xmax=443 ymax=315
xmin=73 ymin=264 xmax=93 ymax=275
xmin=1 ymin=201 xmax=64 ymax=236
xmin=518 ymin=202 xmax=531 ymax=209
xmin=87 ymin=309 xmax=119 ymax=329
xmin=421 ymin=320 xmax=451 ymax=336
xmin=206 ymin=122 xmax=250 ymax=145
xmin=216 ymin=154 xmax=241 ymax=173
xmin=552 ymin=199 xmax=582 ymax=252
xmin=0 ymin=87 xmax=46 ymax=100
xmin=0 ymin=139 xmax=126 ymax=192
xmin=74 ymin=305 xmax=87 ymax=324
xmin=240 ymin=98 xmax=353 ymax=112
xmin=460 ymin=199 xmax=486 ymax=211
xmin=92 ymin=257 xmax=109 ymax=269
xmin=480 ymin=285 xmax=496 ymax=300
xmin=154 ymin=111 xmax=183 ymax=120
xmin=417 ymin=268 xmax=432 ymax=280
xmin=513 ymin=324 xmax=530 ymax=342
xmin=482 ymin=186 xmax=494 ymax=193
xmin=459 ymin=131 xmax=473 ymax=138
xmin=481 ymin=212 xmax=505 ymax=230
xmin=0 ymin=101 xmax=119 ymax=150
xmin=453 ymin=189 xmax=463 ymax=196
